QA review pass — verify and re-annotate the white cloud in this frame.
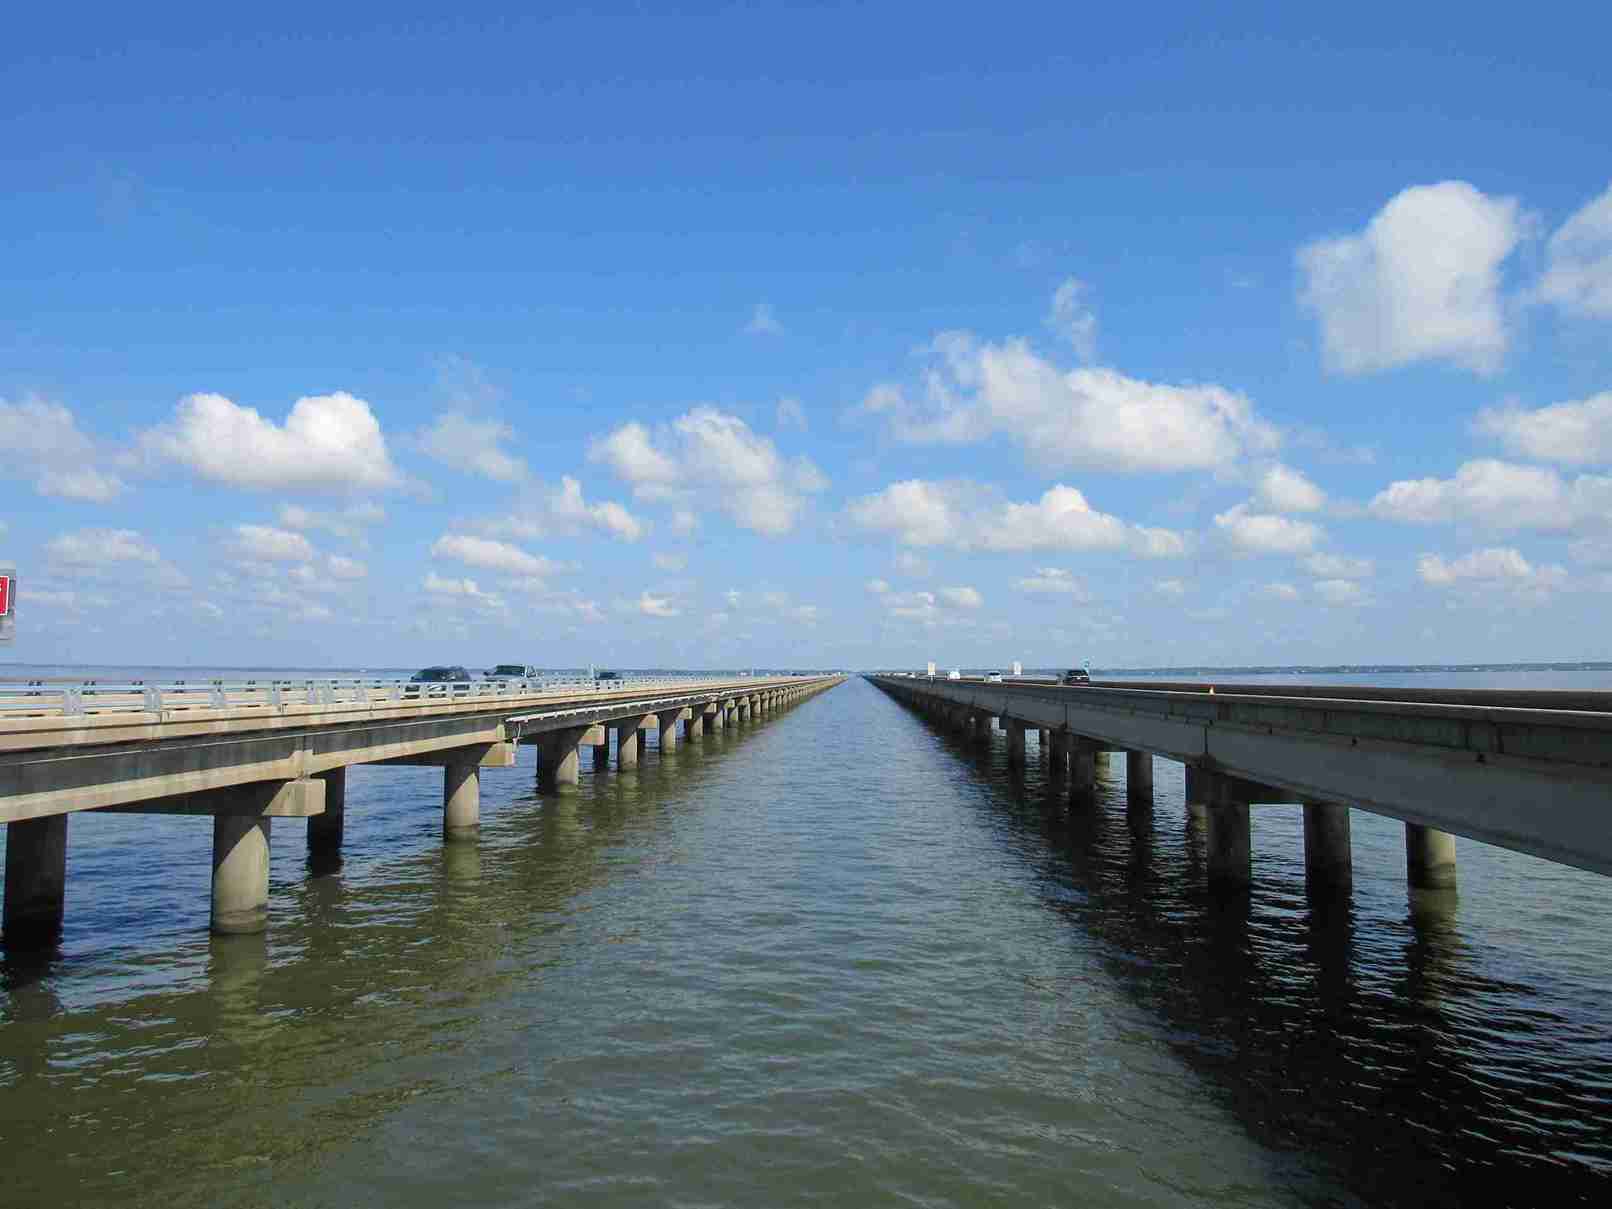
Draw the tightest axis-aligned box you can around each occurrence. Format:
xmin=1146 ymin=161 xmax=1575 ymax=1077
xmin=1260 ymin=582 xmax=1301 ymax=602
xmin=0 ymin=397 xmax=126 ymax=501
xmin=47 ymin=528 xmax=162 ymax=566
xmin=550 ymin=476 xmax=645 ymax=541
xmin=866 ymin=331 xmax=1277 ymax=473
xmin=745 ymin=303 xmax=784 ymax=335
xmin=417 ymin=412 xmax=528 ymax=482
xmin=652 ymin=552 xmax=687 ymax=572
xmin=893 ymin=550 xmax=931 ymax=577
xmin=1302 ymin=552 xmax=1374 ymax=579
xmin=1212 ymin=502 xmax=1323 ymax=555
xmin=230 ymin=524 xmax=315 ymax=563
xmin=1369 ymin=459 xmax=1612 ymax=533
xmin=1313 ymin=578 xmax=1369 ymax=606
xmin=326 ymin=554 xmax=367 ymax=580
xmin=847 ymin=479 xmax=1185 ymax=558
xmin=1153 ymin=578 xmax=1187 ymax=597
xmin=637 ymin=591 xmax=680 ymax=618
xmin=431 ymin=534 xmax=561 ymax=577
xmin=1418 ymin=547 xmax=1567 ymax=593
xmin=424 ymin=571 xmax=505 ymax=609
xmin=1254 ymin=464 xmax=1326 ymax=513
xmin=1537 ymin=182 xmax=1612 ymax=320
xmin=1046 ymin=276 xmax=1098 ymax=361
xmin=277 ymin=501 xmax=385 ymax=539
xmin=1297 ymin=181 xmax=1525 ymax=375
xmin=865 ymin=578 xmax=891 ymax=595
xmin=591 ymin=407 xmax=828 ymax=536
xmin=939 ymin=586 xmax=983 ymax=609
xmin=670 ymin=509 xmax=699 ymax=537
xmin=1475 ymin=392 xmax=1612 ymax=466
xmin=776 ymin=396 xmax=807 ymax=431
xmin=1013 ymin=568 xmax=1088 ymax=598
xmin=141 ymin=391 xmax=399 ymax=492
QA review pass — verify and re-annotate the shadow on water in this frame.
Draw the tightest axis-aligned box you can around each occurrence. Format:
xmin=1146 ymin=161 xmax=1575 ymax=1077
xmin=904 ymin=695 xmax=1612 ymax=1208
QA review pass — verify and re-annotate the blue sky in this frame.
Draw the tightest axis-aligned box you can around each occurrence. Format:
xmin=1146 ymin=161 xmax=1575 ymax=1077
xmin=3 ymin=2 xmax=1611 ymax=670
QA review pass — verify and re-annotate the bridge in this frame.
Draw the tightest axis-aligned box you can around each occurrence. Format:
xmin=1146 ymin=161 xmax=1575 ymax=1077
xmin=868 ymin=673 xmax=1612 ymax=892
xmin=0 ymin=672 xmax=844 ymax=941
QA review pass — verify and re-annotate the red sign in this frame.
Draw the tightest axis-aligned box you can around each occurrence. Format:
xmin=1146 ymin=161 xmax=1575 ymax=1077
xmin=0 ymin=575 xmax=10 ymax=617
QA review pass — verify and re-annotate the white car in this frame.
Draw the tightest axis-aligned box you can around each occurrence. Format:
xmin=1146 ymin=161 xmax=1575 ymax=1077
xmin=985 ymin=671 xmax=1003 ymax=683
xmin=947 ymin=668 xmax=962 ymax=680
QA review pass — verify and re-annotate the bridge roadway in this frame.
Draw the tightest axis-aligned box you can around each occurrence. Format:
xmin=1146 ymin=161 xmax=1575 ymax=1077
xmin=868 ymin=673 xmax=1612 ymax=893
xmin=1 ymin=673 xmax=844 ymax=941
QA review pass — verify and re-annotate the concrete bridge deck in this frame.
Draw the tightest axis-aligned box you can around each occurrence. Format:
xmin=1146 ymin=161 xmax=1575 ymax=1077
xmin=868 ymin=673 xmax=1612 ymax=891
xmin=1 ymin=673 xmax=844 ymax=942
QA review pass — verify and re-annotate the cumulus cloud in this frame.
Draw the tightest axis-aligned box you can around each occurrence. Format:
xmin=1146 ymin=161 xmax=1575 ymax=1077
xmin=1314 ymin=579 xmax=1370 ymax=606
xmin=1475 ymin=392 xmax=1612 ymax=466
xmin=1253 ymin=464 xmax=1326 ymax=513
xmin=939 ymin=586 xmax=983 ymax=609
xmin=865 ymin=331 xmax=1277 ymax=473
xmin=1213 ymin=503 xmax=1323 ymax=555
xmin=1418 ymin=547 xmax=1566 ymax=593
xmin=1153 ymin=578 xmax=1187 ymax=597
xmin=865 ymin=578 xmax=891 ymax=595
xmin=325 ymin=554 xmax=367 ymax=580
xmin=847 ymin=479 xmax=1185 ymax=557
xmin=893 ymin=550 xmax=931 ymax=577
xmin=277 ymin=501 xmax=385 ymax=539
xmin=1260 ymin=582 xmax=1301 ymax=602
xmin=591 ymin=407 xmax=828 ymax=536
xmin=0 ymin=396 xmax=126 ymax=501
xmin=636 ymin=591 xmax=680 ymax=618
xmin=424 ymin=572 xmax=505 ymax=610
xmin=1369 ymin=459 xmax=1612 ymax=533
xmin=431 ymin=534 xmax=562 ymax=577
xmin=1013 ymin=568 xmax=1088 ymax=598
xmin=1536 ymin=182 xmax=1612 ymax=320
xmin=230 ymin=524 xmax=315 ymax=563
xmin=417 ymin=412 xmax=528 ymax=482
xmin=1297 ymin=181 xmax=1526 ymax=375
xmin=47 ymin=528 xmax=162 ymax=566
xmin=745 ymin=303 xmax=784 ymax=335
xmin=550 ymin=476 xmax=645 ymax=541
xmin=141 ymin=391 xmax=399 ymax=492
xmin=652 ymin=552 xmax=687 ymax=572
xmin=1046 ymin=277 xmax=1098 ymax=361
xmin=1302 ymin=552 xmax=1374 ymax=579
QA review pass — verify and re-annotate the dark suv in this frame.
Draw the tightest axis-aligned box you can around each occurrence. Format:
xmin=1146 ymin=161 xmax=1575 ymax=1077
xmin=411 ymin=666 xmax=471 ymax=683
xmin=1061 ymin=668 xmax=1091 ymax=686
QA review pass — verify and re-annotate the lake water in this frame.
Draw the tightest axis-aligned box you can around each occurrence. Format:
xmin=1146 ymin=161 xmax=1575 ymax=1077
xmin=2 ymin=672 xmax=1610 ymax=1206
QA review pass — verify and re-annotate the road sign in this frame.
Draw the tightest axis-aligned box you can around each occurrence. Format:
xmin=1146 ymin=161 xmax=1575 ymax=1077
xmin=0 ymin=567 xmax=13 ymax=645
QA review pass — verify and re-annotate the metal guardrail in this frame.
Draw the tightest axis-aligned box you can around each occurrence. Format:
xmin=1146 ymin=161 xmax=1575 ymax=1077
xmin=0 ymin=672 xmax=781 ymax=720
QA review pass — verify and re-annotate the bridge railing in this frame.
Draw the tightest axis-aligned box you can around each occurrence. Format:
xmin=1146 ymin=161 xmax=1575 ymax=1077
xmin=0 ymin=672 xmax=792 ymax=720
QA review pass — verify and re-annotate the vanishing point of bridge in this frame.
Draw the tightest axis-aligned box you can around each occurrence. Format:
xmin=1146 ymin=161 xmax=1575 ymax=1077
xmin=1 ymin=673 xmax=843 ymax=942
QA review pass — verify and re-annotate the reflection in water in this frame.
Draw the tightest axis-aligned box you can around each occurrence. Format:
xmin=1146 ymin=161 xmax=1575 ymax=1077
xmin=0 ymin=680 xmax=1609 ymax=1207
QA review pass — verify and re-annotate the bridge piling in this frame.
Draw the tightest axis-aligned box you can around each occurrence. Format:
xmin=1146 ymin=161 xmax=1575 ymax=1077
xmin=443 ymin=760 xmax=480 ymax=837
xmin=1007 ymin=721 xmax=1027 ymax=768
xmin=1406 ymin=823 xmax=1458 ymax=890
xmin=3 ymin=815 xmax=68 ymax=944
xmin=657 ymin=710 xmax=683 ymax=752
xmin=1303 ymin=802 xmax=1353 ymax=892
xmin=211 ymin=814 xmax=271 ymax=934
xmin=308 ymin=768 xmax=346 ymax=869
xmin=1125 ymin=750 xmax=1153 ymax=802
xmin=1200 ymin=772 xmax=1252 ymax=889
xmin=536 ymin=727 xmax=587 ymax=790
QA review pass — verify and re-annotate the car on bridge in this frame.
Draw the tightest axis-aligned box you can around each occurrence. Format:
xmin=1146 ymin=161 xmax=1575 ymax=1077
xmin=410 ymin=665 xmax=472 ymax=684
xmin=595 ymin=670 xmax=622 ymax=683
xmin=487 ymin=664 xmax=537 ymax=679
xmin=985 ymin=671 xmax=1004 ymax=683
xmin=1062 ymin=668 xmax=1091 ymax=685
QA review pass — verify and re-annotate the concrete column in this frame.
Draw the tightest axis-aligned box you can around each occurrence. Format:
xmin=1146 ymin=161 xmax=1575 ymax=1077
xmin=1200 ymin=771 xmax=1251 ymax=888
xmin=1047 ymin=731 xmax=1069 ymax=781
xmin=712 ymin=705 xmax=726 ymax=731
xmin=592 ymin=738 xmax=610 ymax=770
xmin=308 ymin=766 xmax=346 ymax=866
xmin=536 ymin=728 xmax=584 ymax=790
xmin=1303 ymin=802 xmax=1353 ymax=891
xmin=1039 ymin=728 xmax=1050 ymax=757
xmin=971 ymin=711 xmax=992 ymax=744
xmin=443 ymin=761 xmax=480 ymax=837
xmin=1006 ymin=721 xmax=1027 ymax=767
xmin=1125 ymin=750 xmax=1153 ymax=800
xmin=686 ymin=711 xmax=704 ymax=739
xmin=658 ymin=710 xmax=681 ymax=751
xmin=1405 ymin=823 xmax=1457 ymax=889
xmin=1069 ymin=738 xmax=1098 ymax=796
xmin=4 ymin=814 xmax=69 ymax=943
xmin=616 ymin=722 xmax=641 ymax=767
xmin=211 ymin=814 xmax=271 ymax=934
xmin=1184 ymin=765 xmax=1210 ymax=820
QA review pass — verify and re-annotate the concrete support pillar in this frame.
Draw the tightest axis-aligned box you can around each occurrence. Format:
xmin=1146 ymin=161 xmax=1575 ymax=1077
xmin=1039 ymin=728 xmax=1050 ymax=757
xmin=709 ymin=705 xmax=725 ymax=732
xmin=1125 ymin=750 xmax=1153 ymax=800
xmin=443 ymin=761 xmax=480 ymax=837
xmin=1006 ymin=721 xmax=1027 ymax=767
xmin=1069 ymin=738 xmax=1098 ymax=797
xmin=1200 ymin=772 xmax=1251 ymax=888
xmin=1184 ymin=766 xmax=1210 ymax=820
xmin=616 ymin=722 xmax=641 ymax=768
xmin=686 ymin=711 xmax=704 ymax=739
xmin=658 ymin=711 xmax=681 ymax=752
xmin=1047 ymin=731 xmax=1069 ymax=781
xmin=536 ymin=728 xmax=585 ymax=790
xmin=592 ymin=739 xmax=610 ymax=770
xmin=1405 ymin=823 xmax=1457 ymax=890
xmin=1303 ymin=802 xmax=1353 ymax=891
xmin=971 ymin=712 xmax=992 ymax=745
xmin=211 ymin=814 xmax=271 ymax=934
xmin=308 ymin=766 xmax=346 ymax=866
xmin=4 ymin=814 xmax=69 ymax=943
